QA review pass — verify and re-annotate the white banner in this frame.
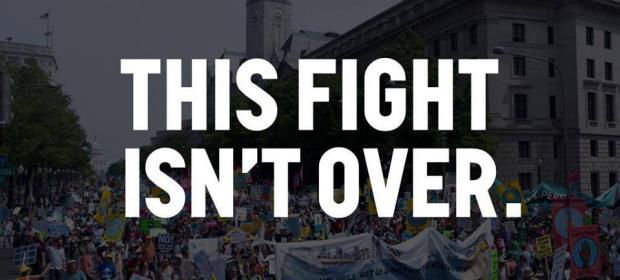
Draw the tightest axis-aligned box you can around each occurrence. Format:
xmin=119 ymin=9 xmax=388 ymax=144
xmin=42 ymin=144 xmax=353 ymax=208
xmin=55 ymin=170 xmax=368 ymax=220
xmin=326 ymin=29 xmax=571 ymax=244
xmin=275 ymin=221 xmax=493 ymax=279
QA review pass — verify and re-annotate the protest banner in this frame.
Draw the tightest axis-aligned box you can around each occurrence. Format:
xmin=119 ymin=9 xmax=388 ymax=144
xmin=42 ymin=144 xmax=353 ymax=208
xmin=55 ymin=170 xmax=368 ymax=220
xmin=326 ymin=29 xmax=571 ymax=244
xmin=235 ymin=207 xmax=248 ymax=222
xmin=568 ymin=225 xmax=601 ymax=279
xmin=550 ymin=244 xmax=567 ymax=280
xmin=551 ymin=198 xmax=585 ymax=246
xmin=536 ymin=235 xmax=553 ymax=258
xmin=230 ymin=232 xmax=247 ymax=244
xmin=13 ymin=244 xmax=37 ymax=267
xmin=157 ymin=234 xmax=175 ymax=256
xmin=48 ymin=222 xmax=70 ymax=237
xmin=103 ymin=214 xmax=126 ymax=243
xmin=282 ymin=217 xmax=301 ymax=240
xmin=188 ymin=238 xmax=218 ymax=257
xmin=275 ymin=221 xmax=493 ymax=280
xmin=149 ymin=228 xmax=167 ymax=237
xmin=193 ymin=250 xmax=226 ymax=280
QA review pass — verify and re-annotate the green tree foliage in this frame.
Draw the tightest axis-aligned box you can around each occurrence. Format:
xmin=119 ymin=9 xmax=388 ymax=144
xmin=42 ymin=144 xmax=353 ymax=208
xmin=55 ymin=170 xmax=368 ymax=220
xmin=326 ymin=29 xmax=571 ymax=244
xmin=148 ymin=30 xmax=494 ymax=184
xmin=107 ymin=159 xmax=125 ymax=178
xmin=5 ymin=61 xmax=91 ymax=174
xmin=383 ymin=31 xmax=496 ymax=154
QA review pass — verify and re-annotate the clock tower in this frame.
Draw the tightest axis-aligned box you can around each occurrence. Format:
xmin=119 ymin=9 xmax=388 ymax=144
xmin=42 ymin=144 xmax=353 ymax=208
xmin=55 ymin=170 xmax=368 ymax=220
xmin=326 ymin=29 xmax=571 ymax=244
xmin=246 ymin=0 xmax=292 ymax=59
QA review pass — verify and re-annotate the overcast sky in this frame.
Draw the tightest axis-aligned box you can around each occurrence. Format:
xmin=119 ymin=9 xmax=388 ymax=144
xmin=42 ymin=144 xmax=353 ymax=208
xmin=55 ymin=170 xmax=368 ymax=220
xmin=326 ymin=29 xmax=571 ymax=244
xmin=0 ymin=0 xmax=399 ymax=163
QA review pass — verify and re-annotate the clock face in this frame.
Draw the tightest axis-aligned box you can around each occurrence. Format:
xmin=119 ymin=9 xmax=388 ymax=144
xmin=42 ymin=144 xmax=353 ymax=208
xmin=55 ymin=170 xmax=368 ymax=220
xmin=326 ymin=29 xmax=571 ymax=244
xmin=270 ymin=8 xmax=285 ymax=26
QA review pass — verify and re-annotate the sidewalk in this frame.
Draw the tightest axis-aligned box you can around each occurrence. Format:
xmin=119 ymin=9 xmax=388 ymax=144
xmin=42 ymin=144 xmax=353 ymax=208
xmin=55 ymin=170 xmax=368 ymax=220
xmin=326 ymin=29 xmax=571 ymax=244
xmin=0 ymin=248 xmax=17 ymax=278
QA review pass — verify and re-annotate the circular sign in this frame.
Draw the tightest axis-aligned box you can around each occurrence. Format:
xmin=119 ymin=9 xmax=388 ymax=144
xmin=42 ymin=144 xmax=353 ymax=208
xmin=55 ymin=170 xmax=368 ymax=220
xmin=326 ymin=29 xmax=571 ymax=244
xmin=554 ymin=208 xmax=584 ymax=239
xmin=571 ymin=237 xmax=598 ymax=269
xmin=501 ymin=189 xmax=522 ymax=204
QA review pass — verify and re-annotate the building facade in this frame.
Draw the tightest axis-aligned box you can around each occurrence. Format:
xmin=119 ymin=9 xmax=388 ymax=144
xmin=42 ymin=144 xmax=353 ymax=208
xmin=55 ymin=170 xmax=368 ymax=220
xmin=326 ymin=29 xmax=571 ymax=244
xmin=89 ymin=140 xmax=108 ymax=175
xmin=307 ymin=0 xmax=620 ymax=195
xmin=0 ymin=40 xmax=58 ymax=126
xmin=246 ymin=0 xmax=293 ymax=59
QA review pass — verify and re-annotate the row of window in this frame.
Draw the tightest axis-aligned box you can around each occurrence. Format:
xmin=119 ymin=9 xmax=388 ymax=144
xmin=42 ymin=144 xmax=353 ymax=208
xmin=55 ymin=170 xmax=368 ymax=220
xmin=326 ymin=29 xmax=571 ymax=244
xmin=512 ymin=24 xmax=613 ymax=50
xmin=432 ymin=24 xmax=478 ymax=57
xmin=437 ymin=24 xmax=613 ymax=57
xmin=589 ymin=140 xmax=617 ymax=157
xmin=586 ymin=26 xmax=613 ymax=49
xmin=511 ymin=24 xmax=554 ymax=45
xmin=589 ymin=172 xmax=616 ymax=197
xmin=512 ymin=55 xmax=557 ymax=78
xmin=586 ymin=59 xmax=614 ymax=81
xmin=517 ymin=171 xmax=617 ymax=195
xmin=587 ymin=92 xmax=616 ymax=123
xmin=513 ymin=92 xmax=616 ymax=123
xmin=517 ymin=140 xmax=617 ymax=159
xmin=511 ymin=56 xmax=614 ymax=81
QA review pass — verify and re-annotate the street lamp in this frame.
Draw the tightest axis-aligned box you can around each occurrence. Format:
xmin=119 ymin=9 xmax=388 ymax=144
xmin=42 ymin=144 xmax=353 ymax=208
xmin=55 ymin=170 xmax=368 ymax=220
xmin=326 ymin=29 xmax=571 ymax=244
xmin=492 ymin=46 xmax=570 ymax=186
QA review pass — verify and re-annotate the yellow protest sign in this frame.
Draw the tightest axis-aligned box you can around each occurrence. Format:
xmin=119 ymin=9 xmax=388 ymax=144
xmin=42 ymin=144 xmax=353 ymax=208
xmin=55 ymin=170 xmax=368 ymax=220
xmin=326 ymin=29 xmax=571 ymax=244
xmin=497 ymin=181 xmax=527 ymax=215
xmin=405 ymin=199 xmax=430 ymax=233
xmin=95 ymin=190 xmax=112 ymax=224
xmin=103 ymin=214 xmax=126 ymax=243
xmin=536 ymin=235 xmax=553 ymax=258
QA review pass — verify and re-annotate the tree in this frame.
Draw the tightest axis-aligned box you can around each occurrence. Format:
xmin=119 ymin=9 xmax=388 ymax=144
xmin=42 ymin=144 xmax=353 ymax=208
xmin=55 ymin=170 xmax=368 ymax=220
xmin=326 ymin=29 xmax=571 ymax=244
xmin=4 ymin=61 xmax=91 ymax=201
xmin=107 ymin=159 xmax=125 ymax=178
xmin=198 ymin=30 xmax=494 ymax=184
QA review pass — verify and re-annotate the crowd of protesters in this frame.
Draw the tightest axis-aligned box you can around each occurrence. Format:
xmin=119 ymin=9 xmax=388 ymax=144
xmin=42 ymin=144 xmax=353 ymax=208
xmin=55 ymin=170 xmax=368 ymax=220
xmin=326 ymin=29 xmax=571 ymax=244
xmin=2 ymin=173 xmax=619 ymax=280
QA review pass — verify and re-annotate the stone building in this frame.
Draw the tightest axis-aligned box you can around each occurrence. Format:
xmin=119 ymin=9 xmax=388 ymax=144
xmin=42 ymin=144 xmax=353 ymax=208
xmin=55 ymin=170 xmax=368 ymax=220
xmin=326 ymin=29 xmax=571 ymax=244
xmin=306 ymin=0 xmax=620 ymax=195
xmin=89 ymin=140 xmax=108 ymax=175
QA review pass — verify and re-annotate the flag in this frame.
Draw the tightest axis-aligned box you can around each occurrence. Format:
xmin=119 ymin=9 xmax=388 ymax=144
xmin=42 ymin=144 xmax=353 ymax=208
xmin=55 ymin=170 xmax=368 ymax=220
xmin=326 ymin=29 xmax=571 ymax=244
xmin=39 ymin=12 xmax=49 ymax=19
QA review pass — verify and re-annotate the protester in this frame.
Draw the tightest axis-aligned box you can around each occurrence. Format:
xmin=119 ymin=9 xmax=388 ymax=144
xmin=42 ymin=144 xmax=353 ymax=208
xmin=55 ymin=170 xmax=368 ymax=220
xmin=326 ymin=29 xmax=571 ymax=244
xmin=2 ymin=173 xmax=618 ymax=279
xmin=97 ymin=253 xmax=116 ymax=280
xmin=46 ymin=238 xmax=66 ymax=280
xmin=17 ymin=264 xmax=49 ymax=280
xmin=65 ymin=260 xmax=87 ymax=280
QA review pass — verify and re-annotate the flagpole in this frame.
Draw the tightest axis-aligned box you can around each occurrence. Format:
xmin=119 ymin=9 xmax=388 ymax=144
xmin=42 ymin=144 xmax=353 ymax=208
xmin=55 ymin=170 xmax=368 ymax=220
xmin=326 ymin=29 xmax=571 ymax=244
xmin=46 ymin=11 xmax=50 ymax=47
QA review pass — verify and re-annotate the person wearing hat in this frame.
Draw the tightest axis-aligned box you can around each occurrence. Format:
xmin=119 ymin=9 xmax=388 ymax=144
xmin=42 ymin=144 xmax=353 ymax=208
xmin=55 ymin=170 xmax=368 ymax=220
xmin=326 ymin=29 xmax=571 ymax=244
xmin=17 ymin=264 xmax=49 ymax=280
xmin=65 ymin=260 xmax=86 ymax=280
